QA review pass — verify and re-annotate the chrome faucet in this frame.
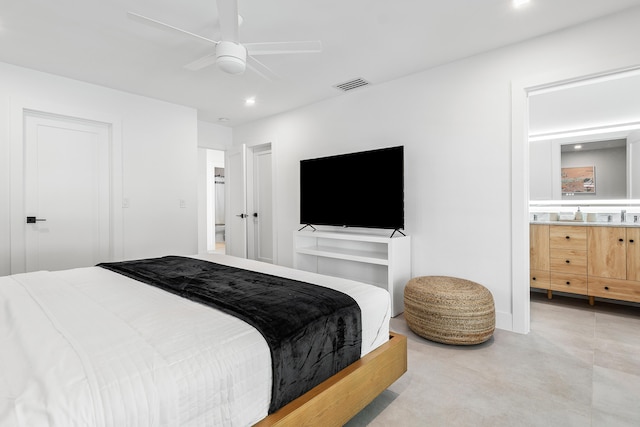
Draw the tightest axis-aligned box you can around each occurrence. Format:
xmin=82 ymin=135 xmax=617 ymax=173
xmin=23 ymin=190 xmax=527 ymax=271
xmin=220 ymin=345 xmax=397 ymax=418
xmin=621 ymin=210 xmax=626 ymax=223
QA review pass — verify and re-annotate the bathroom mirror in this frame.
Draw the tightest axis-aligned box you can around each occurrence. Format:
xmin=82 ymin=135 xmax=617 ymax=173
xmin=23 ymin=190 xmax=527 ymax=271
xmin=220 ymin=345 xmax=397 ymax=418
xmin=528 ymin=69 xmax=640 ymax=201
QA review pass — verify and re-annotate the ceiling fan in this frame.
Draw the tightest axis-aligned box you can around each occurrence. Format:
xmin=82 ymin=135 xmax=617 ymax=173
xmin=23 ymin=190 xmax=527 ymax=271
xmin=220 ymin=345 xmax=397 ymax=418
xmin=128 ymin=0 xmax=322 ymax=79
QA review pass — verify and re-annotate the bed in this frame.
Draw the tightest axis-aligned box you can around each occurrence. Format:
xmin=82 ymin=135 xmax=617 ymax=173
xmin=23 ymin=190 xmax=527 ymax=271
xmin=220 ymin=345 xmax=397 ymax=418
xmin=0 ymin=253 xmax=407 ymax=426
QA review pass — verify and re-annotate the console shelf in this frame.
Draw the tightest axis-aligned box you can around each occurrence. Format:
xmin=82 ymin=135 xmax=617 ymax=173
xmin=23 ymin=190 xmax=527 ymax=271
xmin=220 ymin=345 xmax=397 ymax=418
xmin=295 ymin=245 xmax=390 ymax=265
xmin=294 ymin=230 xmax=411 ymax=316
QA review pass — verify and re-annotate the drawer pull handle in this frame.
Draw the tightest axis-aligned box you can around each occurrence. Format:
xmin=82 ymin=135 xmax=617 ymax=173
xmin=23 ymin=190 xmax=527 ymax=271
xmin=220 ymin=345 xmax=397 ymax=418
xmin=532 ymin=277 xmax=536 ymax=281
xmin=565 ymin=260 xmax=570 ymax=264
xmin=565 ymin=236 xmax=570 ymax=240
xmin=604 ymin=286 xmax=609 ymax=291
xmin=566 ymin=281 xmax=570 ymax=285
xmin=619 ymin=238 xmax=624 ymax=242
xmin=630 ymin=239 xmax=635 ymax=243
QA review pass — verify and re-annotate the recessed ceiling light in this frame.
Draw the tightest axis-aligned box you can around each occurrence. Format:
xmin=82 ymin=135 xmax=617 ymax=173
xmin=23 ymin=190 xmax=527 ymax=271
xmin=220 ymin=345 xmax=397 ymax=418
xmin=513 ymin=0 xmax=531 ymax=8
xmin=245 ymin=97 xmax=256 ymax=106
xmin=574 ymin=145 xmax=582 ymax=150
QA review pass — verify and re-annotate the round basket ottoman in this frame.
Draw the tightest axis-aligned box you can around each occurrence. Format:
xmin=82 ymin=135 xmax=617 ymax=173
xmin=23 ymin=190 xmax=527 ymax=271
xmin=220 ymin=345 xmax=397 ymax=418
xmin=404 ymin=276 xmax=495 ymax=345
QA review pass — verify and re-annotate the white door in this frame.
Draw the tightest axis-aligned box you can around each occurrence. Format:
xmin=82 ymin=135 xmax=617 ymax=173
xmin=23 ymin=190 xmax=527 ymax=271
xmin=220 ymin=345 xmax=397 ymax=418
xmin=24 ymin=112 xmax=111 ymax=272
xmin=226 ymin=143 xmax=274 ymax=262
xmin=225 ymin=144 xmax=247 ymax=258
xmin=247 ymin=146 xmax=273 ymax=263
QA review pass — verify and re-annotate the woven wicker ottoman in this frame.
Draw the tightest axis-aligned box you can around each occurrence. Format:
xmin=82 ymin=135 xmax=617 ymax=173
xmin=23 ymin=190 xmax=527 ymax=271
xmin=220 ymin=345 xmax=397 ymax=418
xmin=404 ymin=276 xmax=495 ymax=345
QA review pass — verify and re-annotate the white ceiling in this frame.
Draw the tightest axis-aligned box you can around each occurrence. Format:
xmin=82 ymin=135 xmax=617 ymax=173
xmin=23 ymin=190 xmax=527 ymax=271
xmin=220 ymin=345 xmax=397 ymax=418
xmin=2 ymin=0 xmax=640 ymax=127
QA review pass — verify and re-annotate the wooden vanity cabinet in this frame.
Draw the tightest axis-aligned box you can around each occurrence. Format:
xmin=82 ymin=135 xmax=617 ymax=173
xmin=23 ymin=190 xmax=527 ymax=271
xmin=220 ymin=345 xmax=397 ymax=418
xmin=529 ymin=223 xmax=640 ymax=304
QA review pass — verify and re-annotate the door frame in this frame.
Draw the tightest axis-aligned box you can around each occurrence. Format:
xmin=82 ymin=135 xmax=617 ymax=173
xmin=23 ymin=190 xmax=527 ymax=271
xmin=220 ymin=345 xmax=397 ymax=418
xmin=511 ymin=60 xmax=640 ymax=334
xmin=206 ymin=148 xmax=225 ymax=252
xmin=226 ymin=141 xmax=277 ymax=264
xmin=23 ymin=111 xmax=111 ymax=272
xmin=9 ymin=97 xmax=123 ymax=274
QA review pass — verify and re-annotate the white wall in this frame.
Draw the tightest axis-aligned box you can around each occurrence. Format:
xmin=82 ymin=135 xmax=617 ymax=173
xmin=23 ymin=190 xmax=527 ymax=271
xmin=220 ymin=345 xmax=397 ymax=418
xmin=198 ymin=120 xmax=232 ymax=150
xmin=233 ymin=7 xmax=640 ymax=332
xmin=0 ymin=61 xmax=199 ymax=276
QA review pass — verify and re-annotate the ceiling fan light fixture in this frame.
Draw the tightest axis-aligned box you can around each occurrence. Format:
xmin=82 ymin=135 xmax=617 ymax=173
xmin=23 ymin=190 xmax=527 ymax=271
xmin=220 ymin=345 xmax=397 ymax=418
xmin=216 ymin=41 xmax=247 ymax=74
xmin=217 ymin=56 xmax=245 ymax=74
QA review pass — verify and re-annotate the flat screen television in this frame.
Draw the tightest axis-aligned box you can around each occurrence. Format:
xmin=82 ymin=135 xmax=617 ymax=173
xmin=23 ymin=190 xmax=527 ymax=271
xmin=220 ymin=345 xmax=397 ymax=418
xmin=300 ymin=146 xmax=404 ymax=230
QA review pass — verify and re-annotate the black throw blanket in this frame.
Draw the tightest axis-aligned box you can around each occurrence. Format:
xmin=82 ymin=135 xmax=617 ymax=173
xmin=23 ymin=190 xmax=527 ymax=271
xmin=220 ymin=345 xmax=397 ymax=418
xmin=98 ymin=256 xmax=362 ymax=413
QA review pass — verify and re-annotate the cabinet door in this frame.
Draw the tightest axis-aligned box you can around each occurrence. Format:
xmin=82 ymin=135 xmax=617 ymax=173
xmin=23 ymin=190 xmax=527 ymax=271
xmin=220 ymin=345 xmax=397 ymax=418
xmin=530 ymin=224 xmax=549 ymax=271
xmin=587 ymin=227 xmax=626 ymax=279
xmin=627 ymin=228 xmax=640 ymax=281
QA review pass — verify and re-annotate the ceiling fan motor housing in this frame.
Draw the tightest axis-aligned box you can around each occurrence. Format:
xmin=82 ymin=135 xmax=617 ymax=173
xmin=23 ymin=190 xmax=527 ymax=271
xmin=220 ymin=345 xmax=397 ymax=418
xmin=216 ymin=41 xmax=247 ymax=74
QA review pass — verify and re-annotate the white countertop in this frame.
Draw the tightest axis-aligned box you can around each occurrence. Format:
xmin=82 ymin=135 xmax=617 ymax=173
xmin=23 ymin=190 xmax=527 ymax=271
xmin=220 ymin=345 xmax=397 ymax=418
xmin=530 ymin=220 xmax=640 ymax=227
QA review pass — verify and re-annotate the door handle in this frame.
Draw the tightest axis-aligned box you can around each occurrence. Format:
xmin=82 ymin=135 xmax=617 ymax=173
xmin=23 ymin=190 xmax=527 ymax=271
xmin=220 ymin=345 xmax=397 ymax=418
xmin=236 ymin=213 xmax=247 ymax=219
xmin=26 ymin=216 xmax=47 ymax=223
xmin=253 ymin=212 xmax=258 ymax=218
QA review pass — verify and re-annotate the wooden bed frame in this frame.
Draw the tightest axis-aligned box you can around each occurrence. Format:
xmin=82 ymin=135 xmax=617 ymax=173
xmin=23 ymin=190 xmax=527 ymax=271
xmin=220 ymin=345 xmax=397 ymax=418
xmin=254 ymin=332 xmax=408 ymax=427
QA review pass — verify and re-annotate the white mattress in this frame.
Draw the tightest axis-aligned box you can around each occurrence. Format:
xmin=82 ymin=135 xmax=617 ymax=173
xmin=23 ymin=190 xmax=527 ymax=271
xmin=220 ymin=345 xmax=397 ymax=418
xmin=0 ymin=254 xmax=390 ymax=426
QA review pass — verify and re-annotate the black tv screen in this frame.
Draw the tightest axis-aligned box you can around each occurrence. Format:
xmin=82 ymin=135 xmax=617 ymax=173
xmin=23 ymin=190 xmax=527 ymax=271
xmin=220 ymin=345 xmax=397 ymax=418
xmin=300 ymin=146 xmax=404 ymax=230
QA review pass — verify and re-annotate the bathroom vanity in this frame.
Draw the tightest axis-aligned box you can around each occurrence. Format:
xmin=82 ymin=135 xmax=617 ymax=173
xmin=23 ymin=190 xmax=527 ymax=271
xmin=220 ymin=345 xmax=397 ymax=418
xmin=530 ymin=221 xmax=640 ymax=305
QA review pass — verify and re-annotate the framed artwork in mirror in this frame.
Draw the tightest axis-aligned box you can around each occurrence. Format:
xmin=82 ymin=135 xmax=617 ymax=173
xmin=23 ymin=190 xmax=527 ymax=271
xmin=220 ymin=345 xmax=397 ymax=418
xmin=561 ymin=166 xmax=595 ymax=194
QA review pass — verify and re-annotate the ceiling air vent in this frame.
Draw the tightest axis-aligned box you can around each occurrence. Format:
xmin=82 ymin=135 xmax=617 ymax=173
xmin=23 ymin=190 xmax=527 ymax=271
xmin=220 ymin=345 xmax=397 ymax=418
xmin=333 ymin=78 xmax=371 ymax=92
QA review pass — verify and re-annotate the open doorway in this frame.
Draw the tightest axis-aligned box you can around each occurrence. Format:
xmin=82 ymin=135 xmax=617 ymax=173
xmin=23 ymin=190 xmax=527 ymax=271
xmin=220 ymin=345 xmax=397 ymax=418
xmin=206 ymin=149 xmax=225 ymax=253
xmin=511 ymin=65 xmax=640 ymax=334
xmin=213 ymin=166 xmax=226 ymax=252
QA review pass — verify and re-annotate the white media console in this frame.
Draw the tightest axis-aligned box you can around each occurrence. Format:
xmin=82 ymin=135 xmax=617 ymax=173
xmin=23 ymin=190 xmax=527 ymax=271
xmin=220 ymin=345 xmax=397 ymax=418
xmin=293 ymin=230 xmax=411 ymax=317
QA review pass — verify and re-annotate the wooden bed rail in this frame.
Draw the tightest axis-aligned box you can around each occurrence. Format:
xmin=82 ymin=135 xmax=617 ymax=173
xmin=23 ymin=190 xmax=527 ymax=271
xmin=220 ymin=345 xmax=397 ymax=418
xmin=255 ymin=332 xmax=408 ymax=427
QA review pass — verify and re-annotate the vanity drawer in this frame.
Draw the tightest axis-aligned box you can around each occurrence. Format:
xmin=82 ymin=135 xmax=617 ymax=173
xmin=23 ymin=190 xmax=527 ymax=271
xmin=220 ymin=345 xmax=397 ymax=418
xmin=530 ymin=269 xmax=550 ymax=289
xmin=549 ymin=248 xmax=587 ymax=275
xmin=588 ymin=277 xmax=640 ymax=303
xmin=550 ymin=273 xmax=588 ymax=295
xmin=550 ymin=226 xmax=587 ymax=250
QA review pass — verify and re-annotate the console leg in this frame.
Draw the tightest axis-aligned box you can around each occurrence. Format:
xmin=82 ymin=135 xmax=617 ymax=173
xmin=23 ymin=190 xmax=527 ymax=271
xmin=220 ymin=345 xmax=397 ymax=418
xmin=547 ymin=290 xmax=553 ymax=300
xmin=589 ymin=296 xmax=595 ymax=306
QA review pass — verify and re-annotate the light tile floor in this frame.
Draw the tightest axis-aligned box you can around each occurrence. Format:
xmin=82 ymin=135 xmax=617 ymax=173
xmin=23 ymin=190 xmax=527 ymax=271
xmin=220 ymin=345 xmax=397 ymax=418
xmin=346 ymin=292 xmax=640 ymax=426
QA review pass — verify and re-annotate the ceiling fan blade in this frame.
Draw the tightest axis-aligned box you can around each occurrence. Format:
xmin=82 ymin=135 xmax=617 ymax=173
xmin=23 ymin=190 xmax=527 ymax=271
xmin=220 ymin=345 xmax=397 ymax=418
xmin=246 ymin=56 xmax=280 ymax=82
xmin=128 ymin=12 xmax=219 ymax=46
xmin=245 ymin=41 xmax=322 ymax=56
xmin=184 ymin=53 xmax=218 ymax=71
xmin=216 ymin=0 xmax=239 ymax=42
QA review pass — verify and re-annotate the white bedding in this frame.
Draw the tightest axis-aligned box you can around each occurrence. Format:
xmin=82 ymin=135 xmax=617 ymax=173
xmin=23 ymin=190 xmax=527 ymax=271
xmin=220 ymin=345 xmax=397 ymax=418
xmin=0 ymin=253 xmax=390 ymax=427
